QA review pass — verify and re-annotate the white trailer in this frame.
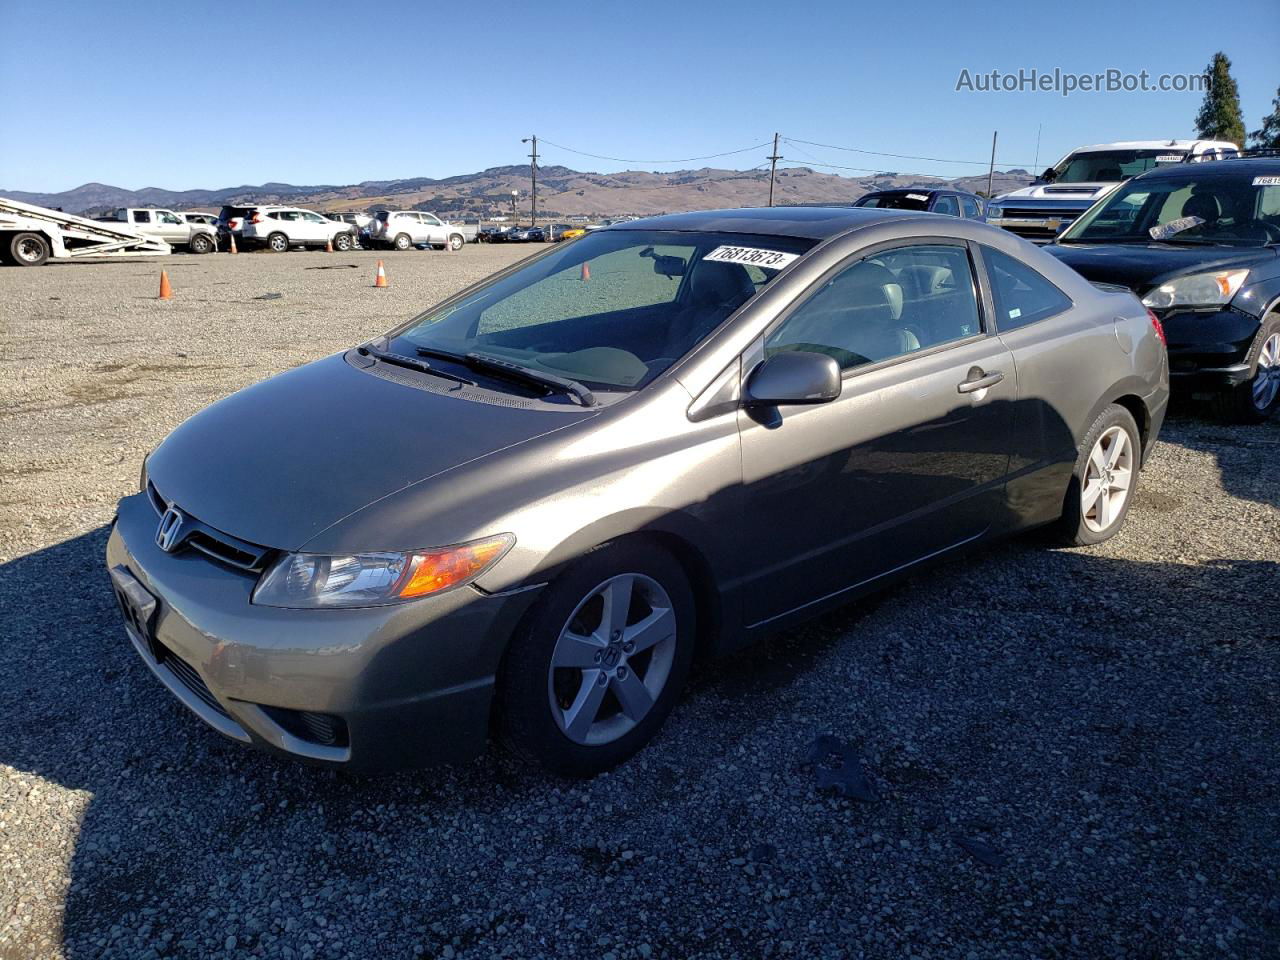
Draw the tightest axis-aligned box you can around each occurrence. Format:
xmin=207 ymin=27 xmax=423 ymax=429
xmin=0 ymin=197 xmax=171 ymax=266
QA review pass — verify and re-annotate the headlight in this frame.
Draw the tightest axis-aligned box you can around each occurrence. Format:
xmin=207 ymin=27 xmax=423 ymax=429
xmin=986 ymin=205 xmax=1003 ymax=219
xmin=139 ymin=453 xmax=151 ymax=493
xmin=1141 ymin=269 xmax=1249 ymax=310
xmin=252 ymin=534 xmax=514 ymax=609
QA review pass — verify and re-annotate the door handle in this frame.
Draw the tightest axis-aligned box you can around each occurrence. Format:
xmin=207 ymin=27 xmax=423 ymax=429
xmin=957 ymin=369 xmax=1004 ymax=394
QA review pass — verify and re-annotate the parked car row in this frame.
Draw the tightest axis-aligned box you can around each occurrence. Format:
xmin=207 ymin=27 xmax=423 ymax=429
xmin=478 ymin=223 xmax=587 ymax=243
xmin=209 ymin=204 xmax=474 ymax=253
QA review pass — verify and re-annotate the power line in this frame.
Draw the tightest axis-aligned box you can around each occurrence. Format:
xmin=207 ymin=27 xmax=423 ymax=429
xmin=537 ymin=138 xmax=774 ymax=166
xmin=784 ymin=136 xmax=1036 ymax=169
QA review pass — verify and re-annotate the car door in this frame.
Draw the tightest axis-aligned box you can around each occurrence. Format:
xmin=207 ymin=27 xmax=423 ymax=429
xmin=154 ymin=210 xmax=187 ymax=244
xmin=737 ymin=239 xmax=1015 ymax=627
xmin=300 ymin=211 xmax=330 ymax=243
xmin=130 ymin=209 xmax=155 ymax=236
xmin=420 ymin=213 xmax=446 ymax=245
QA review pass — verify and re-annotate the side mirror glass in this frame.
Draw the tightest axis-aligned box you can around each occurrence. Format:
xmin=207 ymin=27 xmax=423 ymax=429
xmin=745 ymin=351 xmax=841 ymax=406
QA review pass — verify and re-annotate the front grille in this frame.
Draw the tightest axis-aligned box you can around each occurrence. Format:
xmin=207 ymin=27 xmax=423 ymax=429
xmin=999 ymin=208 xmax=1080 ymax=222
xmin=146 ymin=481 xmax=273 ymax=572
xmin=154 ymin=640 xmax=229 ymax=718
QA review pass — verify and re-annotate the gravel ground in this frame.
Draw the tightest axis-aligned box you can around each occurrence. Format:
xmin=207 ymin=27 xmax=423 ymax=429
xmin=1 ymin=249 xmax=1278 ymax=960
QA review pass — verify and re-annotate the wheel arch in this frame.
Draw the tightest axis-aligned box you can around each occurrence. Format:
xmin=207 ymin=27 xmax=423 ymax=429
xmin=502 ymin=509 xmax=729 ymax=661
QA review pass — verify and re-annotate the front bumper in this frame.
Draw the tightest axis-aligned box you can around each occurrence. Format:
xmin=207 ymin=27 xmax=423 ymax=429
xmin=105 ymin=492 xmax=541 ymax=771
xmin=1160 ymin=308 xmax=1262 ymax=389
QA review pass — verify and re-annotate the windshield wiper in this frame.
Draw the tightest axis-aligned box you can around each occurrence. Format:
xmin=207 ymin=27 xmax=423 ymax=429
xmin=358 ymin=344 xmax=475 ymax=386
xmin=463 ymin=351 xmax=596 ymax=407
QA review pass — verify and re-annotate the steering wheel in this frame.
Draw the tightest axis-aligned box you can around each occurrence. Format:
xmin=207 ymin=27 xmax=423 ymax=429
xmin=1257 ymin=221 xmax=1280 ymax=244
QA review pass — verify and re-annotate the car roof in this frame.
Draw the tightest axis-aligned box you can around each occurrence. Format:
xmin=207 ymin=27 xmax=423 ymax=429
xmin=1068 ymin=140 xmax=1237 ymax=152
xmin=610 ymin=206 xmax=922 ymax=240
xmin=1128 ymin=156 xmax=1280 ymax=182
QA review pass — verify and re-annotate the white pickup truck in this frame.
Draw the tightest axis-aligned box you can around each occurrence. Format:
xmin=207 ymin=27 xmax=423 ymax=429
xmin=987 ymin=139 xmax=1240 ymax=241
xmin=97 ymin=207 xmax=218 ymax=253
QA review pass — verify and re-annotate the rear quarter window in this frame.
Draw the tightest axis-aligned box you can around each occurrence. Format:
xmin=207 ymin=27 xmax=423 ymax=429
xmin=981 ymin=246 xmax=1072 ymax=331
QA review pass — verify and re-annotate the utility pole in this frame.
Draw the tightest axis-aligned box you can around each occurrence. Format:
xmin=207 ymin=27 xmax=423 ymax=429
xmin=522 ymin=135 xmax=538 ymax=226
xmin=767 ymin=132 xmax=782 ymax=206
xmin=1033 ymin=123 xmax=1042 ymax=174
xmin=986 ymin=130 xmax=998 ymax=199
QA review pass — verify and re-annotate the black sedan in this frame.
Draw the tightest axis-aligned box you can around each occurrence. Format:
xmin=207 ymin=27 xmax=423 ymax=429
xmin=853 ymin=188 xmax=986 ymax=221
xmin=1047 ymin=158 xmax=1280 ymax=421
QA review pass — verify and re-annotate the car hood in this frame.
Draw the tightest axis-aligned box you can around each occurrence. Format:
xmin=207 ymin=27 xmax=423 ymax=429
xmin=146 ymin=353 xmax=594 ymax=551
xmin=996 ymin=182 xmax=1114 ymax=202
xmin=1044 ymin=243 xmax=1277 ymax=293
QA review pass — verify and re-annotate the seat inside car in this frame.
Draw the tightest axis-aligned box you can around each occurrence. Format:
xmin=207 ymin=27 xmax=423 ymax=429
xmin=780 ymin=261 xmax=920 ymax=365
xmin=661 ymin=261 xmax=757 ymax=358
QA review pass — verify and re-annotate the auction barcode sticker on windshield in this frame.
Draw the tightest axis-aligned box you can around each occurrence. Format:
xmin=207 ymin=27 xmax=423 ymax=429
xmin=1253 ymin=176 xmax=1280 ymax=186
xmin=1154 ymin=155 xmax=1184 ymax=163
xmin=703 ymin=246 xmax=799 ymax=270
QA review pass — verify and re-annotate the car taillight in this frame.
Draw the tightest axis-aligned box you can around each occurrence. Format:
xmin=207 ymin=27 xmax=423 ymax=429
xmin=1147 ymin=308 xmax=1167 ymax=346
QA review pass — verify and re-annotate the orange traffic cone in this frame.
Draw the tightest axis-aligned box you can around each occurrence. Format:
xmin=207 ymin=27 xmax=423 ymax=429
xmin=581 ymin=261 xmax=590 ymax=281
xmin=229 ymin=233 xmax=238 ymax=254
xmin=326 ymin=237 xmax=334 ymax=253
xmin=157 ymin=270 xmax=173 ymax=300
xmin=373 ymin=260 xmax=388 ymax=288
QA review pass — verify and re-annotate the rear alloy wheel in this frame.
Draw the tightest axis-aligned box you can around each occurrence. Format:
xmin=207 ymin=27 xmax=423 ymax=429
xmin=1220 ymin=318 xmax=1280 ymax=423
xmin=189 ymin=233 xmax=213 ymax=254
xmin=499 ymin=541 xmax=695 ymax=776
xmin=267 ymin=232 xmax=289 ymax=253
xmin=448 ymin=233 xmax=464 ymax=251
xmin=1055 ymin=404 xmax=1141 ymax=546
xmin=333 ymin=232 xmax=353 ymax=252
xmin=393 ymin=233 xmax=412 ymax=251
xmin=10 ymin=232 xmax=49 ymax=267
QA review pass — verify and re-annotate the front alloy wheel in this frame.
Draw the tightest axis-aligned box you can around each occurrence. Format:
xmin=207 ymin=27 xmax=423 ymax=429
xmin=498 ymin=540 xmax=695 ymax=776
xmin=549 ymin=574 xmax=677 ymax=745
xmin=1250 ymin=332 xmax=1280 ymax=414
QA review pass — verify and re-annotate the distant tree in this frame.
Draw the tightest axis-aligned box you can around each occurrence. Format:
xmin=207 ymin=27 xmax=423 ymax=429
xmin=1195 ymin=52 xmax=1247 ymax=145
xmin=1249 ymin=86 xmax=1280 ymax=150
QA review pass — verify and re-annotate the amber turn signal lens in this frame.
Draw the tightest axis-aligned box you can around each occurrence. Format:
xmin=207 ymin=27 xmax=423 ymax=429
xmin=396 ymin=535 xmax=514 ymax=598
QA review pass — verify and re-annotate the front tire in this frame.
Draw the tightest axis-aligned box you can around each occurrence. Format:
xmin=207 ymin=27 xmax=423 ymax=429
xmin=267 ymin=232 xmax=289 ymax=253
xmin=498 ymin=540 xmax=696 ymax=776
xmin=1054 ymin=404 xmax=1141 ymax=546
xmin=1218 ymin=316 xmax=1280 ymax=423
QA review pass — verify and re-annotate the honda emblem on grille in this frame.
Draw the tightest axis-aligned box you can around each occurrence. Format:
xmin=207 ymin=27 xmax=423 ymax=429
xmin=155 ymin=506 xmax=186 ymax=552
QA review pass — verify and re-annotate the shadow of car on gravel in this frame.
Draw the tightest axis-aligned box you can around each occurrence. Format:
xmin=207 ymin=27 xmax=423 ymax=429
xmin=2 ymin=493 xmax=1277 ymax=958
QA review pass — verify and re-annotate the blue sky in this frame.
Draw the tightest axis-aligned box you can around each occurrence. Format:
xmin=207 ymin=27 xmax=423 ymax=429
xmin=1 ymin=0 xmax=1276 ymax=192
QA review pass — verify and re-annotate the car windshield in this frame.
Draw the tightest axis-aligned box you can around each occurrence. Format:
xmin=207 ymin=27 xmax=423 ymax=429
xmin=856 ymin=193 xmax=931 ymax=211
xmin=1061 ymin=174 xmax=1280 ymax=246
xmin=1048 ymin=150 xmax=1183 ymax=184
xmin=386 ymin=229 xmax=815 ymax=394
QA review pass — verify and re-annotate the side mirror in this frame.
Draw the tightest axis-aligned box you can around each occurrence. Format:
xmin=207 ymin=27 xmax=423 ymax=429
xmin=1039 ymin=166 xmax=1058 ymax=184
xmin=745 ymin=351 xmax=841 ymax=406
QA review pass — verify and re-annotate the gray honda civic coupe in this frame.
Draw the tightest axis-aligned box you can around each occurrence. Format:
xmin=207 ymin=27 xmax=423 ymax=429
xmin=106 ymin=207 xmax=1169 ymax=775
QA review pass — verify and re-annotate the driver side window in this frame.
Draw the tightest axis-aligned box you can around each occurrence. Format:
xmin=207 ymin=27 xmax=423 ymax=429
xmin=765 ymin=244 xmax=981 ymax=371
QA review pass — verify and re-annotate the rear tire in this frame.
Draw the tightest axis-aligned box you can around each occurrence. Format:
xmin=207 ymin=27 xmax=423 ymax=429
xmin=9 ymin=232 xmax=50 ymax=267
xmin=267 ymin=232 xmax=289 ymax=253
xmin=498 ymin=540 xmax=696 ymax=777
xmin=1216 ymin=315 xmax=1280 ymax=423
xmin=393 ymin=233 xmax=412 ymax=251
xmin=189 ymin=233 xmax=214 ymax=255
xmin=1053 ymin=404 xmax=1141 ymax=546
xmin=448 ymin=233 xmax=464 ymax=251
xmin=333 ymin=232 xmax=353 ymax=252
